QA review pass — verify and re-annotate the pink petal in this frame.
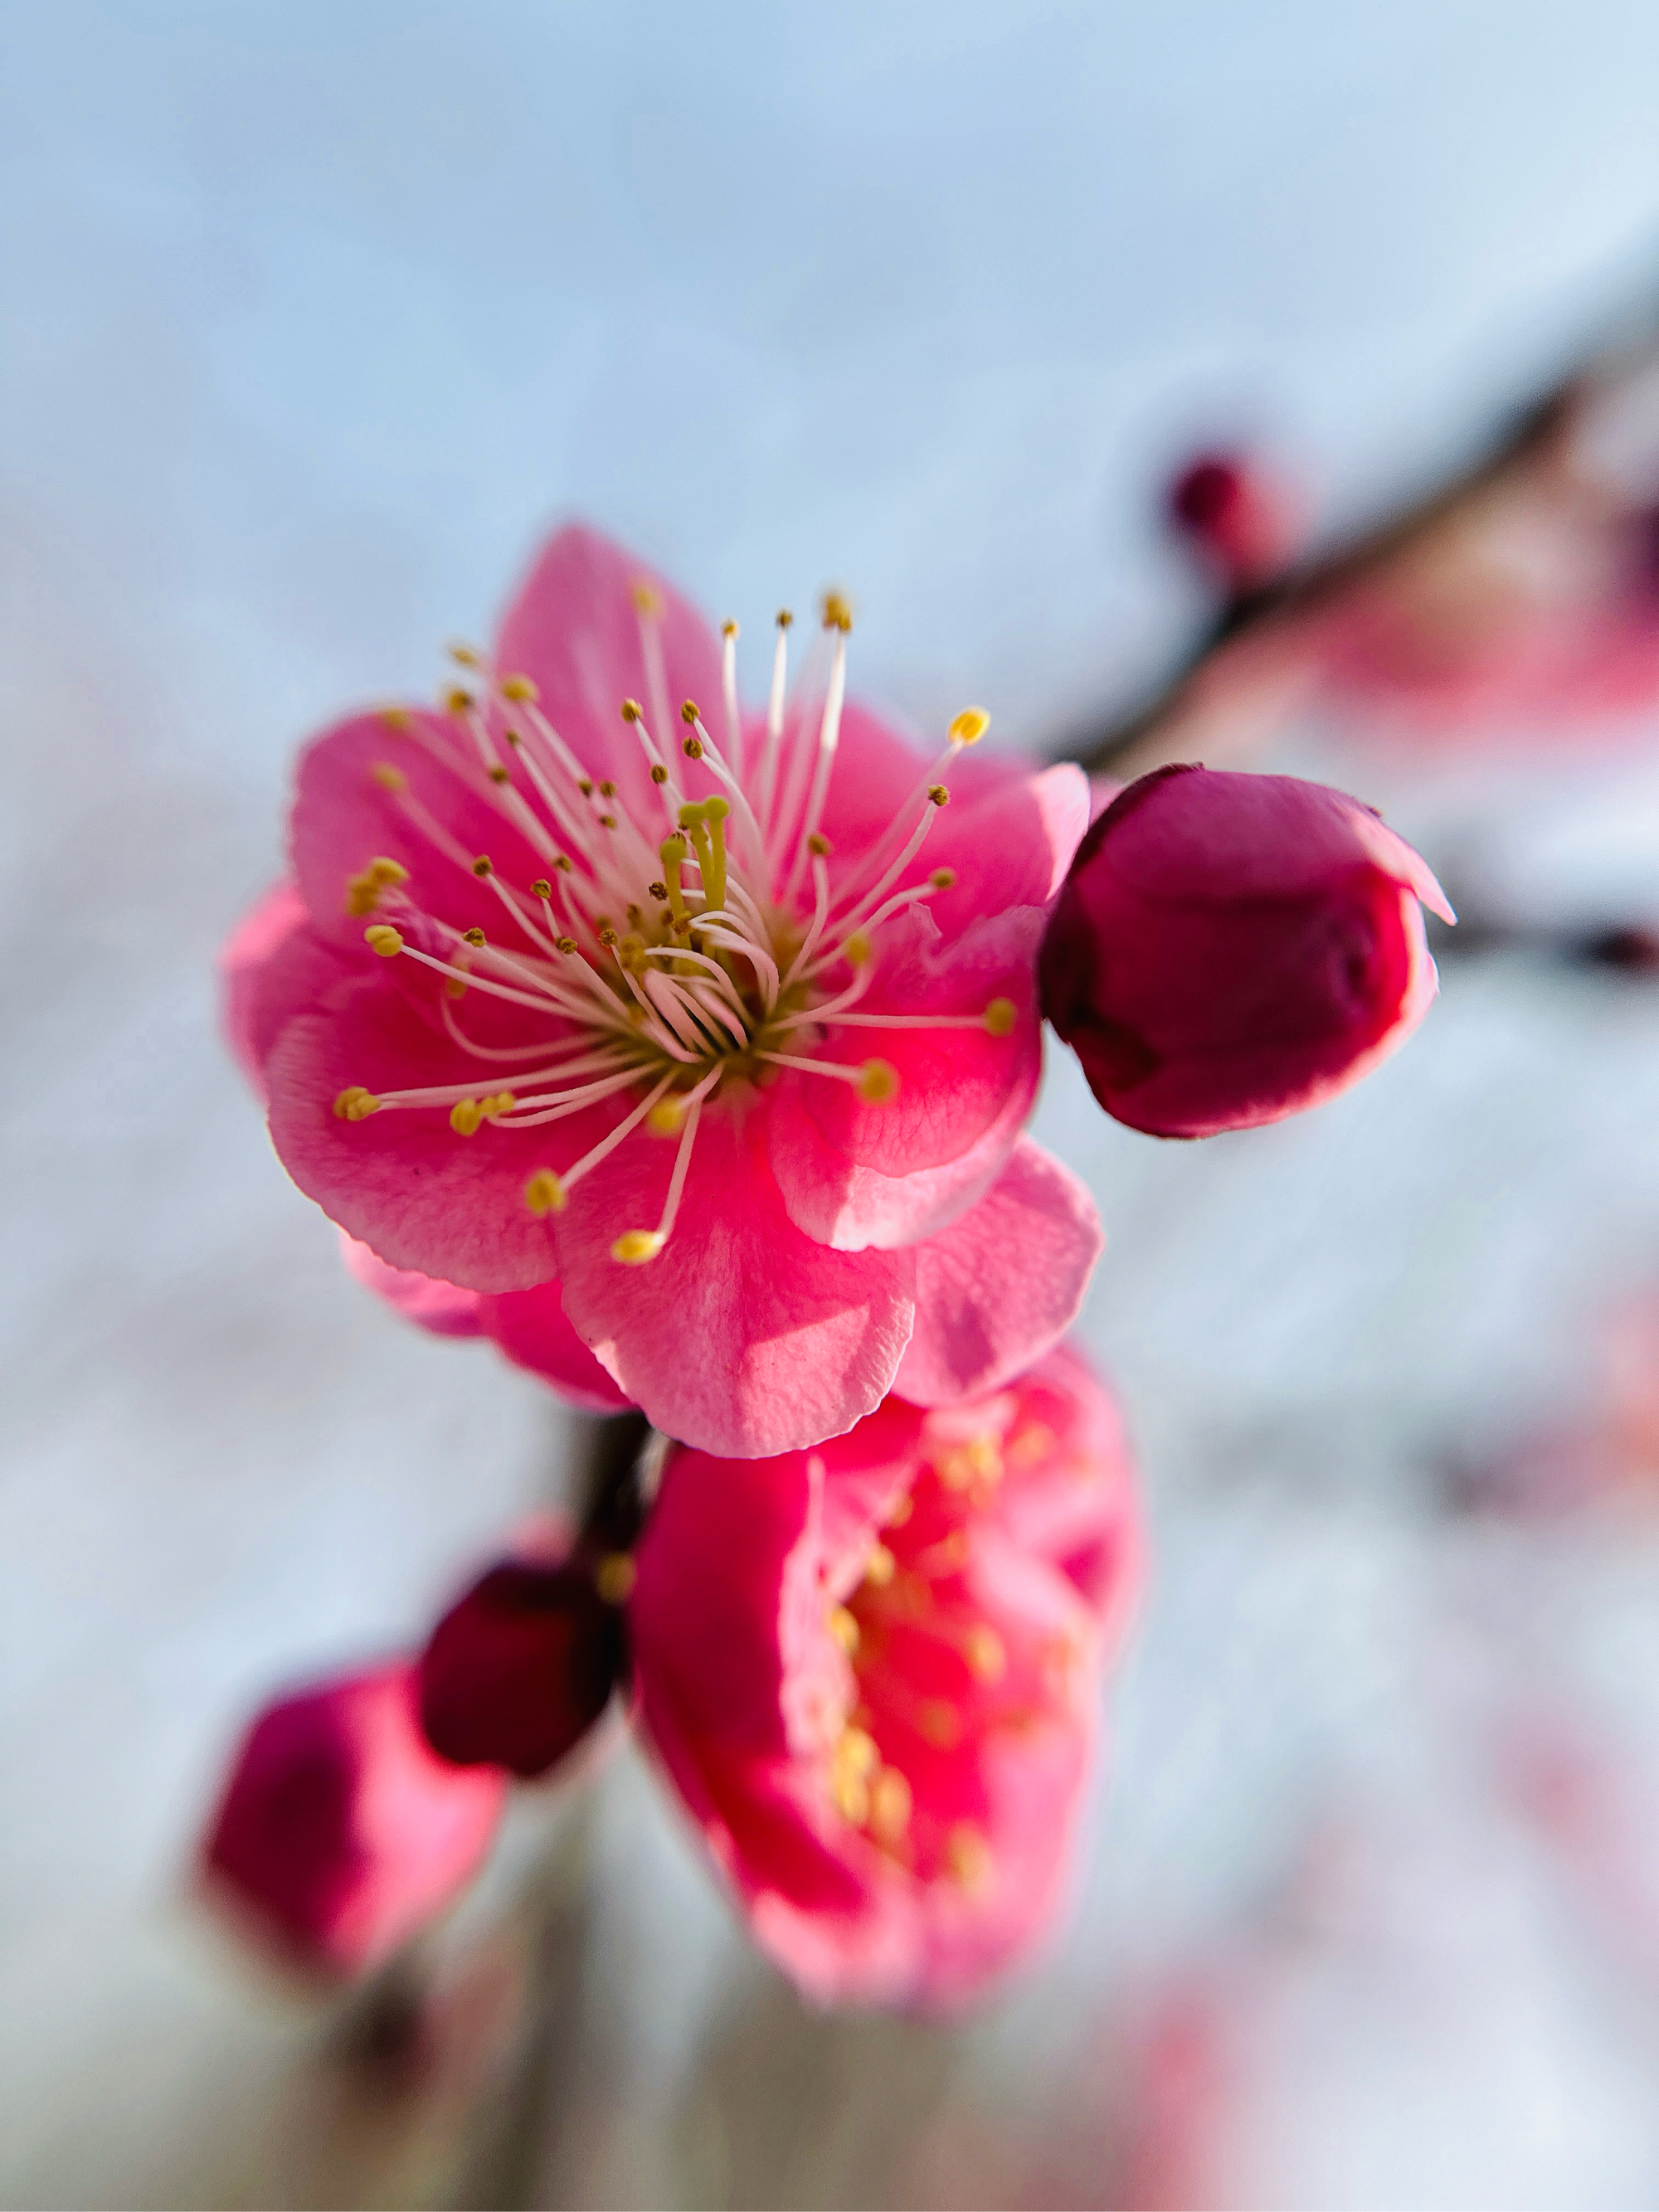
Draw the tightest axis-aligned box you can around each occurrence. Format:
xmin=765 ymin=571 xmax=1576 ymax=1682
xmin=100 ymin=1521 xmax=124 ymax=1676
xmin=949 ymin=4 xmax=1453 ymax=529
xmin=552 ymin=1097 xmax=916 ymax=1456
xmin=265 ymin=977 xmax=592 ymax=1291
xmin=339 ymin=1230 xmax=484 ymax=1338
xmin=892 ymin=1140 xmax=1105 ymax=1406
xmin=476 ymin=1282 xmax=636 ymax=1413
xmin=218 ymin=879 xmax=355 ymax=1100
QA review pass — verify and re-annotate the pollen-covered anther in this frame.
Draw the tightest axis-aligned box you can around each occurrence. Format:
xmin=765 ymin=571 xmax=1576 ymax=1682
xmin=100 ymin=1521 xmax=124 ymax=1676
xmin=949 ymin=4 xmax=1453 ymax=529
xmin=524 ymin=1169 xmax=567 ymax=1216
xmin=681 ymin=735 xmax=703 ymax=760
xmin=488 ymin=766 xmax=510 ymax=784
xmin=776 ymin=607 xmax=794 ymax=630
xmin=462 ymin=927 xmax=486 ymax=948
xmin=630 ymin=580 xmax=662 ymax=618
xmin=650 ymin=764 xmax=669 ymax=785
xmin=721 ymin=619 xmax=739 ymax=639
xmin=595 ymin=1553 xmax=636 ymax=1605
xmin=869 ymin=1767 xmax=912 ymax=1845
xmin=983 ymin=997 xmax=1016 ymax=1036
xmin=946 ymin=1822 xmax=993 ymax=1891
xmin=448 ymin=642 xmax=482 ymax=667
xmin=344 ymin=856 xmax=409 ymax=915
xmin=928 ymin=784 xmax=951 ymax=807
xmin=450 ymin=1098 xmax=484 ymax=1135
xmin=947 ymin=706 xmax=990 ymax=746
xmin=531 ymin=878 xmax=552 ymax=899
xmin=611 ymin=1229 xmax=666 ymax=1265
xmin=445 ymin=687 xmax=474 ymax=715
xmin=363 ymin=924 xmax=403 ymax=957
xmin=829 ymin=1605 xmax=860 ymax=1656
xmin=370 ymin=762 xmax=407 ymax=793
xmin=820 ymin=590 xmax=854 ymax=634
xmin=620 ymin=698 xmax=642 ymax=722
xmin=966 ymin=1626 xmax=1006 ymax=1683
xmin=930 ymin=868 xmax=956 ymax=889
xmin=863 ymin=1542 xmax=896 ymax=1589
xmin=380 ymin=708 xmax=411 ymax=734
xmin=858 ymin=1059 xmax=899 ymax=1106
xmin=556 ymin=935 xmax=578 ymax=955
xmin=646 ymin=1096 xmax=686 ymax=1136
xmin=844 ymin=930 xmax=872 ymax=967
xmin=679 ymin=700 xmax=701 ymax=724
xmin=831 ymin=1726 xmax=879 ymax=1823
xmin=333 ymin=1087 xmax=382 ymax=1121
xmin=808 ymin=832 xmax=832 ymax=856
xmin=472 ymin=855 xmax=494 ymax=877
xmin=499 ymin=673 xmax=538 ymax=702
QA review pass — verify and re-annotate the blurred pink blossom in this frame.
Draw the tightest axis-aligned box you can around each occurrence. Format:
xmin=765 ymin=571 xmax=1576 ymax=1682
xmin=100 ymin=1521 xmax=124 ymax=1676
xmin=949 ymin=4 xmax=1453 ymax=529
xmin=627 ymin=1342 xmax=1142 ymax=2010
xmin=199 ymin=1665 xmax=504 ymax=1981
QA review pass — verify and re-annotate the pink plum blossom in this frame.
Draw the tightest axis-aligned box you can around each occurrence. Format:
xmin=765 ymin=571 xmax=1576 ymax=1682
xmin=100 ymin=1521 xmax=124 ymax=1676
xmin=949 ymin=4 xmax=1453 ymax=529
xmin=1040 ymin=764 xmax=1453 ymax=1139
xmin=625 ymin=1342 xmax=1142 ymax=2010
xmin=199 ymin=1664 xmax=504 ymax=1981
xmin=226 ymin=527 xmax=1100 ymax=1456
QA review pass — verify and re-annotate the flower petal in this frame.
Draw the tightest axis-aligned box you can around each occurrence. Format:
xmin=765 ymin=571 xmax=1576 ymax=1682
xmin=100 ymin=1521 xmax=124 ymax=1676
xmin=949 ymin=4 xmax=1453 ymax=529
xmin=476 ymin=1282 xmax=636 ymax=1412
xmin=892 ymin=1140 xmax=1104 ymax=1406
xmin=339 ymin=1230 xmax=484 ymax=1338
xmin=552 ymin=1097 xmax=916 ymax=1456
xmin=219 ymin=879 xmax=355 ymax=1099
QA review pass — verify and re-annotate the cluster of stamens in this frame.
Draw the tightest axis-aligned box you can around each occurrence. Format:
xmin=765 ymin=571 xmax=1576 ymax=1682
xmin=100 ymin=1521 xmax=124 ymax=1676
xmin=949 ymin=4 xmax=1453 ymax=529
xmin=822 ymin=1415 xmax=1078 ymax=1892
xmin=333 ymin=584 xmax=1014 ymax=1266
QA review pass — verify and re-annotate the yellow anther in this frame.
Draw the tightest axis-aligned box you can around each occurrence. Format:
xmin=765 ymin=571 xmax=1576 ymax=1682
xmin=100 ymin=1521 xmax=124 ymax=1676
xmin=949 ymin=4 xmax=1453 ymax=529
xmin=921 ymin=1700 xmax=962 ymax=1748
xmin=488 ymin=765 xmax=510 ymax=784
xmin=884 ymin=1491 xmax=914 ymax=1528
xmin=808 ymin=832 xmax=832 ymax=857
xmin=833 ymin=1767 xmax=870 ymax=1826
xmin=363 ymin=924 xmax=403 ymax=957
xmin=598 ymin=813 xmax=618 ymax=829
xmin=445 ymin=975 xmax=468 ymax=999
xmin=631 ymin=579 xmax=662 ymax=618
xmin=930 ymin=868 xmax=956 ymax=889
xmin=599 ymin=780 xmax=615 ymax=798
xmin=869 ymin=1767 xmax=912 ymax=1845
xmin=333 ymin=1086 xmax=382 ymax=1121
xmin=449 ymin=642 xmax=481 ymax=667
xmin=650 ymin=763 xmax=669 ymax=785
xmin=679 ymin=699 xmax=701 ymax=724
xmin=858 ymin=1059 xmax=899 ymax=1106
xmin=966 ymin=1626 xmax=1006 ymax=1683
xmin=370 ymin=761 xmax=407 ymax=793
xmin=620 ymin=698 xmax=643 ymax=722
xmin=462 ymin=926 xmax=486 ymax=947
xmin=450 ymin=1098 xmax=484 ymax=1135
xmin=829 ymin=1605 xmax=860 ymax=1657
xmin=776 ymin=607 xmax=794 ymax=629
xmin=531 ymin=878 xmax=552 ymax=899
xmin=577 ymin=778 xmax=594 ymax=797
xmin=681 ymin=735 xmax=703 ymax=761
xmin=472 ymin=854 xmax=493 ymax=877
xmin=482 ymin=1091 xmax=514 ymax=1117
xmin=445 ymin=686 xmax=474 ymax=715
xmin=946 ymin=1822 xmax=993 ymax=1890
xmin=599 ymin=926 xmax=619 ymax=948
xmin=611 ymin=1229 xmax=666 ymax=1265
xmin=554 ymin=854 xmax=573 ymax=872
xmin=555 ymin=935 xmax=578 ymax=955
xmin=524 ymin=1169 xmax=567 ymax=1217
xmin=595 ymin=1553 xmax=636 ymax=1605
xmin=983 ymin=997 xmax=1016 ymax=1037
xmin=863 ymin=1543 xmax=896 ymax=1589
xmin=345 ymin=856 xmax=408 ymax=915
xmin=499 ymin=673 xmax=538 ymax=702
xmin=721 ymin=619 xmax=739 ymax=639
xmin=646 ymin=1096 xmax=687 ymax=1137
xmin=844 ymin=930 xmax=872 ymax=967
xmin=820 ymin=589 xmax=854 ymax=633
xmin=928 ymin=784 xmax=951 ymax=807
xmin=380 ymin=708 xmax=411 ymax=734
xmin=948 ymin=706 xmax=990 ymax=746
xmin=504 ymin=727 xmax=523 ymax=746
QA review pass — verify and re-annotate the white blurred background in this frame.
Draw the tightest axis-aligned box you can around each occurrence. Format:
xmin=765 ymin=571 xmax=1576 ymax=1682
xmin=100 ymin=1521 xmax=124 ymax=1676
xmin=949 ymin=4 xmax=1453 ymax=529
xmin=7 ymin=4 xmax=1659 ymax=2205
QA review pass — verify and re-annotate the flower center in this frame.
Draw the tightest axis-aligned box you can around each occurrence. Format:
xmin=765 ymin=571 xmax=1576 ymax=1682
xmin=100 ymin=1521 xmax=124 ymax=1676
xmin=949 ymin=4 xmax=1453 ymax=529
xmin=334 ymin=587 xmax=1013 ymax=1264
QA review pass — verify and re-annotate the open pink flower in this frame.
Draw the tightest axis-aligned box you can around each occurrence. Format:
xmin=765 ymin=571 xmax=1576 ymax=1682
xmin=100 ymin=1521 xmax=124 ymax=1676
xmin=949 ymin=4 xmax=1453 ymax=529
xmin=626 ymin=1342 xmax=1142 ymax=2010
xmin=199 ymin=1664 xmax=504 ymax=1980
xmin=228 ymin=526 xmax=1097 ymax=1455
xmin=1041 ymin=765 xmax=1453 ymax=1139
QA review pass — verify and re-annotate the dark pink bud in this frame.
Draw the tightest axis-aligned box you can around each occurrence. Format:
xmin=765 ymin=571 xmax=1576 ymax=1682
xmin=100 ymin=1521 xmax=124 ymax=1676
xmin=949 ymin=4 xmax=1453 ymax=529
xmin=1040 ymin=765 xmax=1453 ymax=1139
xmin=1167 ymin=452 xmax=1299 ymax=591
xmin=417 ymin=1561 xmax=624 ymax=1778
xmin=200 ymin=1665 xmax=504 ymax=1979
